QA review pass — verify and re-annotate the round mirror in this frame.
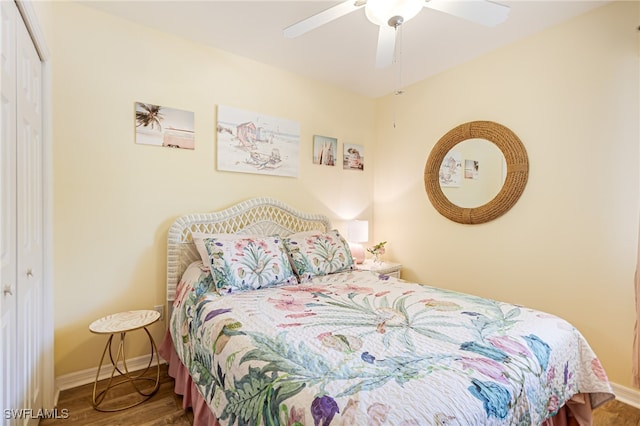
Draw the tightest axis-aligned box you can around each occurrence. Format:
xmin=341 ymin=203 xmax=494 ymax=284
xmin=424 ymin=121 xmax=528 ymax=224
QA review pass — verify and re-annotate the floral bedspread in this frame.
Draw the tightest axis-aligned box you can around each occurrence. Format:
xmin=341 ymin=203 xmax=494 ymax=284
xmin=170 ymin=262 xmax=613 ymax=426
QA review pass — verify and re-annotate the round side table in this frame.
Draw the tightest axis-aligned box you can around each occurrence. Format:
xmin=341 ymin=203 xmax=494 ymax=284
xmin=89 ymin=309 xmax=161 ymax=411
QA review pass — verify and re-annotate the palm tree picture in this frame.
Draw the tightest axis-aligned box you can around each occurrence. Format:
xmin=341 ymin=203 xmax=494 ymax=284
xmin=135 ymin=101 xmax=195 ymax=149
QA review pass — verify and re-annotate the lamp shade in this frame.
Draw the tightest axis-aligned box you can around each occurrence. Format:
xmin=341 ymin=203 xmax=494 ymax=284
xmin=365 ymin=0 xmax=424 ymax=26
xmin=346 ymin=220 xmax=368 ymax=264
xmin=346 ymin=220 xmax=369 ymax=243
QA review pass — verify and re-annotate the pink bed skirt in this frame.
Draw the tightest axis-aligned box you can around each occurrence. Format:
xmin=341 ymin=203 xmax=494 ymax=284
xmin=541 ymin=395 xmax=594 ymax=426
xmin=159 ymin=331 xmax=221 ymax=426
xmin=159 ymin=329 xmax=596 ymax=426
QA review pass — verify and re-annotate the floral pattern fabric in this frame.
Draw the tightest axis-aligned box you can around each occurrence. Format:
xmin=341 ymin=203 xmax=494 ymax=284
xmin=171 ymin=262 xmax=614 ymax=426
xmin=203 ymin=236 xmax=298 ymax=294
xmin=283 ymin=229 xmax=354 ymax=282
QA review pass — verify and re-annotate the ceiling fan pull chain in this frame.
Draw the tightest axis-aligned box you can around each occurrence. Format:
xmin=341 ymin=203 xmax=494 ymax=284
xmin=393 ymin=24 xmax=405 ymax=129
xmin=395 ymin=24 xmax=404 ymax=93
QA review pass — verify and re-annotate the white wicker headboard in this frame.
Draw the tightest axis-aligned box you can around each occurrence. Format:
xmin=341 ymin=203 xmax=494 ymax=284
xmin=166 ymin=197 xmax=331 ymax=308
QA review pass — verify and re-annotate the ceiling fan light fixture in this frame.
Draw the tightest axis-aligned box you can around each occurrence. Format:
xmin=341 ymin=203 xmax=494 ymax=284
xmin=365 ymin=0 xmax=424 ymax=27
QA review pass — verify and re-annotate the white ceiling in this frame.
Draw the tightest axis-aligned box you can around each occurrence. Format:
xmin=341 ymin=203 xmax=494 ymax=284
xmin=80 ymin=0 xmax=609 ymax=98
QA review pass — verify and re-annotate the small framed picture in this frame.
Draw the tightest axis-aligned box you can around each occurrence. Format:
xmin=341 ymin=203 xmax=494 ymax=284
xmin=313 ymin=135 xmax=337 ymax=166
xmin=343 ymin=143 xmax=364 ymax=170
xmin=135 ymin=102 xmax=195 ymax=149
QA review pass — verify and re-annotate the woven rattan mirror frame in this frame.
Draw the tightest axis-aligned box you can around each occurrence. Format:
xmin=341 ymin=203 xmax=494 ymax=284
xmin=424 ymin=121 xmax=528 ymax=224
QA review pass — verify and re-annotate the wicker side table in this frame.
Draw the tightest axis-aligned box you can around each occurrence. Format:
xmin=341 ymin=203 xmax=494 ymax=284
xmin=89 ymin=309 xmax=161 ymax=411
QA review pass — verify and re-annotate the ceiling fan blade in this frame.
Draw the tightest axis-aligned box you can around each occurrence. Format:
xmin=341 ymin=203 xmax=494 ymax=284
xmin=424 ymin=0 xmax=510 ymax=27
xmin=284 ymin=1 xmax=365 ymax=38
xmin=375 ymin=25 xmax=396 ymax=68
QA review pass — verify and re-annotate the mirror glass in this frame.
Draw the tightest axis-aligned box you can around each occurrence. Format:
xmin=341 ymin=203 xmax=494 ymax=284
xmin=439 ymin=139 xmax=506 ymax=208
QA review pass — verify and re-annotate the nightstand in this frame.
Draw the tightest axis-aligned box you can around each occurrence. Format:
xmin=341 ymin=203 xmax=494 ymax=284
xmin=89 ymin=310 xmax=161 ymax=411
xmin=356 ymin=259 xmax=402 ymax=278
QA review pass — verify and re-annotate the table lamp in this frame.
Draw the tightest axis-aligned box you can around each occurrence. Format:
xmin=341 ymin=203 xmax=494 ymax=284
xmin=346 ymin=220 xmax=368 ymax=264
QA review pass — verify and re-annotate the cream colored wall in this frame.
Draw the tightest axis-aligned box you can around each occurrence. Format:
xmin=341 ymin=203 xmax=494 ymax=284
xmin=47 ymin=3 xmax=375 ymax=377
xmin=373 ymin=1 xmax=639 ymax=386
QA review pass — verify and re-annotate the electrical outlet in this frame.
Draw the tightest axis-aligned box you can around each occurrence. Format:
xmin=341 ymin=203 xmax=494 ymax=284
xmin=153 ymin=304 xmax=164 ymax=321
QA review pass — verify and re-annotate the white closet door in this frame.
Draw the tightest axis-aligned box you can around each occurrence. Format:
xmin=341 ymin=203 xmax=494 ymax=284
xmin=0 ymin=2 xmax=45 ymax=423
xmin=0 ymin=0 xmax=18 ymax=420
xmin=16 ymin=5 xmax=43 ymax=424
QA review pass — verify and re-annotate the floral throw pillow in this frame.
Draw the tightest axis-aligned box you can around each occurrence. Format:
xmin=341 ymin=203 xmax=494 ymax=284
xmin=192 ymin=232 xmax=259 ymax=271
xmin=203 ymin=236 xmax=298 ymax=294
xmin=283 ymin=229 xmax=354 ymax=282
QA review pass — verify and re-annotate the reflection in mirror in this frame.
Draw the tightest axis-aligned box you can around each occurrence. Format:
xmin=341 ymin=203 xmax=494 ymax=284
xmin=440 ymin=139 xmax=506 ymax=208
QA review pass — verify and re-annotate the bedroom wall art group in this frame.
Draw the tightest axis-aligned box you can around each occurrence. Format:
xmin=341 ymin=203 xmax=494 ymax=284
xmin=135 ymin=102 xmax=365 ymax=177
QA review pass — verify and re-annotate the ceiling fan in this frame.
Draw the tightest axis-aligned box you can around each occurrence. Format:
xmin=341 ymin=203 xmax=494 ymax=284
xmin=284 ymin=0 xmax=510 ymax=68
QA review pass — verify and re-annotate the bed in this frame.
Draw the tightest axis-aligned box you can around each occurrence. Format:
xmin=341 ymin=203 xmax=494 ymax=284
xmin=159 ymin=197 xmax=614 ymax=425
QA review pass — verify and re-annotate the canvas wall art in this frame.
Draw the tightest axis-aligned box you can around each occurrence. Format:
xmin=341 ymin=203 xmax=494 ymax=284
xmin=217 ymin=105 xmax=300 ymax=177
xmin=313 ymin=135 xmax=337 ymax=166
xmin=135 ymin=102 xmax=195 ymax=149
xmin=343 ymin=143 xmax=364 ymax=170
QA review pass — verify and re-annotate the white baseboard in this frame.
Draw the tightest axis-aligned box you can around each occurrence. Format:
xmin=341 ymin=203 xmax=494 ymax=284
xmin=53 ymin=353 xmax=166 ymax=406
xmin=611 ymin=382 xmax=640 ymax=409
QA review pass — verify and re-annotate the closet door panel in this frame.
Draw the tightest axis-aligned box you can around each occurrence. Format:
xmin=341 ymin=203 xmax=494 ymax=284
xmin=0 ymin=0 xmax=17 ymax=419
xmin=0 ymin=2 xmax=44 ymax=421
xmin=16 ymin=9 xmax=42 ymax=424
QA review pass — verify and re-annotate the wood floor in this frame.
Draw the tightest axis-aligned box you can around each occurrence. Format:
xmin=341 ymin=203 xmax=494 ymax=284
xmin=594 ymin=399 xmax=640 ymax=426
xmin=40 ymin=364 xmax=639 ymax=425
xmin=40 ymin=364 xmax=193 ymax=425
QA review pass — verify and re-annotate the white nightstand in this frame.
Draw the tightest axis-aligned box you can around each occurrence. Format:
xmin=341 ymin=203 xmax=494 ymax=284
xmin=356 ymin=259 xmax=402 ymax=278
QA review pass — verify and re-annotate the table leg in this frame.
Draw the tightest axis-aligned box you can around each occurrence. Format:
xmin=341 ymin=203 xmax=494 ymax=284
xmin=91 ymin=327 xmax=160 ymax=411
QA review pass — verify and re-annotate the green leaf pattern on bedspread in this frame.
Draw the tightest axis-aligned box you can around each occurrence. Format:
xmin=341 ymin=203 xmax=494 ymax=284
xmin=171 ymin=263 xmax=613 ymax=425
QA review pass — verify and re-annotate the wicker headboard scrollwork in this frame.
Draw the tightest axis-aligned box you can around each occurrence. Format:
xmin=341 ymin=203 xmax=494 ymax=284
xmin=166 ymin=197 xmax=331 ymax=309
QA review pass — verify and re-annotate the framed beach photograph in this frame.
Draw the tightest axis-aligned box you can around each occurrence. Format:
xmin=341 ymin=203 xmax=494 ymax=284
xmin=135 ymin=102 xmax=195 ymax=149
xmin=313 ymin=135 xmax=337 ymax=166
xmin=343 ymin=143 xmax=364 ymax=170
xmin=217 ymin=105 xmax=300 ymax=177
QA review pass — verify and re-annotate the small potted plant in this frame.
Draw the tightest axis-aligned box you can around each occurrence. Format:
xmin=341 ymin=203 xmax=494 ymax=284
xmin=367 ymin=241 xmax=387 ymax=264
